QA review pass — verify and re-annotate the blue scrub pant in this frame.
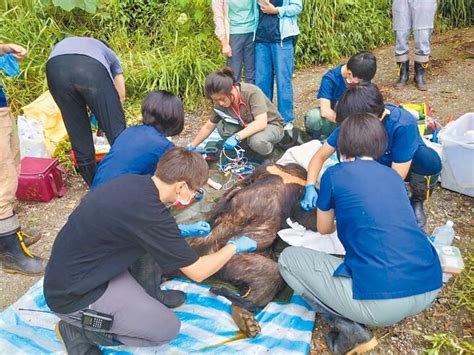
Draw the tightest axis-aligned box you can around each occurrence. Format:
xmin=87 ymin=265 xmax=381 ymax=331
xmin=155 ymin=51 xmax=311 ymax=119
xmin=255 ymin=41 xmax=294 ymax=124
xmin=411 ymin=145 xmax=442 ymax=176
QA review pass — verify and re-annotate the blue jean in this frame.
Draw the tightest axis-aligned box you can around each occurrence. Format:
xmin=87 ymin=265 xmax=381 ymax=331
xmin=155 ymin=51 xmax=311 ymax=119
xmin=255 ymin=41 xmax=294 ymax=124
xmin=411 ymin=144 xmax=442 ymax=176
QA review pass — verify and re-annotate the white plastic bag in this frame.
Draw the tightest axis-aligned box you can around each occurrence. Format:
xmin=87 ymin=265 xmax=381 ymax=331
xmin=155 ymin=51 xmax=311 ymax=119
xmin=17 ymin=115 xmax=49 ymax=158
xmin=439 ymin=113 xmax=474 ymax=197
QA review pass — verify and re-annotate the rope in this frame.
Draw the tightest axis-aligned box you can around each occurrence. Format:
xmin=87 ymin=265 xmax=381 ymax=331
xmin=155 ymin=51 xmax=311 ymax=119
xmin=218 ymin=146 xmax=256 ymax=190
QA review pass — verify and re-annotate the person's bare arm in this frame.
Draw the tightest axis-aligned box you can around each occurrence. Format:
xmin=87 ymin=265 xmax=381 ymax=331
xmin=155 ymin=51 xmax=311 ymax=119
xmin=0 ymin=43 xmax=27 ymax=60
xmin=317 ymin=208 xmax=336 ymax=234
xmin=306 ymin=142 xmax=336 ymax=188
xmin=180 ymin=244 xmax=237 ymax=282
xmin=236 ymin=113 xmax=267 ymax=140
xmin=191 ymin=120 xmax=217 ymax=147
xmin=113 ymin=74 xmax=126 ymax=104
xmin=319 ymin=98 xmax=336 ymax=123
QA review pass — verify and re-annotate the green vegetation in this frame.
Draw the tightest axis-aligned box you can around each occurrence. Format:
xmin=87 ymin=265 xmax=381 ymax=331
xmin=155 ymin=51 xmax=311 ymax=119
xmin=0 ymin=0 xmax=472 ymax=167
xmin=2 ymin=0 xmax=472 ymax=114
xmin=423 ymin=333 xmax=474 ymax=354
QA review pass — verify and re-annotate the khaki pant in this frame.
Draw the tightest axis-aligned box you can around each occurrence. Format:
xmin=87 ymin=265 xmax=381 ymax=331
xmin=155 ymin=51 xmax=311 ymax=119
xmin=0 ymin=107 xmax=20 ymax=221
xmin=279 ymin=247 xmax=439 ymax=327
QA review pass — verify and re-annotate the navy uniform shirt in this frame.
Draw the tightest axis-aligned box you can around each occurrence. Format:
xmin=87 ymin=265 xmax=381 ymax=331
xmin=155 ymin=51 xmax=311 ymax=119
xmin=255 ymin=0 xmax=283 ymax=43
xmin=317 ymin=64 xmax=347 ymax=109
xmin=0 ymin=83 xmax=7 ymax=107
xmin=317 ymin=158 xmax=442 ymax=300
xmin=92 ymin=125 xmax=174 ymax=189
xmin=327 ymin=104 xmax=425 ymax=165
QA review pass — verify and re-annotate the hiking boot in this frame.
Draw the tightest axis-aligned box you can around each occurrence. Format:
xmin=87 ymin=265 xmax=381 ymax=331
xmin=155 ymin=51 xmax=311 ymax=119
xmin=55 ymin=320 xmax=114 ymax=355
xmin=326 ymin=325 xmax=378 ymax=354
xmin=0 ymin=231 xmax=46 ymax=276
xmin=395 ymin=61 xmax=409 ymax=88
xmin=414 ymin=62 xmax=428 ymax=91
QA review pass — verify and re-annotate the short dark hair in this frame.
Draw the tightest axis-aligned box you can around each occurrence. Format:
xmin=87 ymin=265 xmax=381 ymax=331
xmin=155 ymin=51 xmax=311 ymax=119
xmin=141 ymin=90 xmax=184 ymax=136
xmin=347 ymin=52 xmax=377 ymax=82
xmin=204 ymin=67 xmax=235 ymax=98
xmin=155 ymin=147 xmax=209 ymax=191
xmin=335 ymin=82 xmax=385 ymax=124
xmin=338 ymin=112 xmax=387 ymax=160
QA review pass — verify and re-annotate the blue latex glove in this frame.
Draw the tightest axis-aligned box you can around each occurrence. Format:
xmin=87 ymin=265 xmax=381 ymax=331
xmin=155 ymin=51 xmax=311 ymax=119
xmin=186 ymin=144 xmax=196 ymax=151
xmin=300 ymin=184 xmax=318 ymax=211
xmin=223 ymin=135 xmax=240 ymax=150
xmin=178 ymin=221 xmax=211 ymax=238
xmin=227 ymin=236 xmax=257 ymax=254
xmin=0 ymin=53 xmax=20 ymax=77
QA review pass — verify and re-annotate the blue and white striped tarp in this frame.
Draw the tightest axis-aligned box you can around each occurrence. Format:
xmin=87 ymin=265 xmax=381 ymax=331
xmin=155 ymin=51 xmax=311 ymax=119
xmin=0 ymin=278 xmax=315 ymax=354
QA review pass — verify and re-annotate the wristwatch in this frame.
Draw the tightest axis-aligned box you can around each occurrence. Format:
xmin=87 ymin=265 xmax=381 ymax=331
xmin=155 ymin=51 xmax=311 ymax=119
xmin=234 ymin=134 xmax=241 ymax=142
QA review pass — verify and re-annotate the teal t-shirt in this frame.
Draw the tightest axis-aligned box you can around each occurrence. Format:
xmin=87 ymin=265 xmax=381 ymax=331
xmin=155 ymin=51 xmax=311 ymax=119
xmin=229 ymin=0 xmax=256 ymax=35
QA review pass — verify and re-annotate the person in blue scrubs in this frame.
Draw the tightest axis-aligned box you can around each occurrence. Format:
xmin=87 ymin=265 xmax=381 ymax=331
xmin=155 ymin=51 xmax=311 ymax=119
xmin=305 ymin=52 xmax=377 ymax=139
xmin=281 ymin=113 xmax=442 ymax=354
xmin=92 ymin=90 xmax=184 ymax=189
xmin=302 ymin=83 xmax=441 ymax=227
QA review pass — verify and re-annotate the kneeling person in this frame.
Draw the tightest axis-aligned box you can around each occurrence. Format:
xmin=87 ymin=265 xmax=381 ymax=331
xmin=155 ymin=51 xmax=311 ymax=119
xmin=44 ymin=148 xmax=257 ymax=353
xmin=188 ymin=67 xmax=284 ymax=158
xmin=280 ymin=113 xmax=441 ymax=354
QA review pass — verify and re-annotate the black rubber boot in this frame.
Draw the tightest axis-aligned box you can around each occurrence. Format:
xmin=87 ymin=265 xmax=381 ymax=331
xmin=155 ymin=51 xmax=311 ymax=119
xmin=326 ymin=321 xmax=378 ymax=355
xmin=414 ymin=61 xmax=428 ymax=91
xmin=395 ymin=61 xmax=409 ymax=88
xmin=130 ymin=254 xmax=186 ymax=308
xmin=55 ymin=320 xmax=115 ymax=355
xmin=302 ymin=292 xmax=377 ymax=354
xmin=0 ymin=231 xmax=46 ymax=276
xmin=0 ymin=214 xmax=41 ymax=247
xmin=409 ymin=173 xmax=439 ymax=228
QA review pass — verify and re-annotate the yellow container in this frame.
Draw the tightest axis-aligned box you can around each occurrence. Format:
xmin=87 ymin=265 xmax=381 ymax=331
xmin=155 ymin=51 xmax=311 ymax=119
xmin=400 ymin=103 xmax=428 ymax=136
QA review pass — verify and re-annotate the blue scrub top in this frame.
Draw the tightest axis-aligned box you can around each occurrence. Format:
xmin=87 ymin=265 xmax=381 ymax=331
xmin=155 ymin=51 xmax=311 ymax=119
xmin=316 ymin=64 xmax=347 ymax=109
xmin=326 ymin=104 xmax=425 ymax=165
xmin=317 ymin=158 xmax=442 ymax=300
xmin=92 ymin=125 xmax=174 ymax=189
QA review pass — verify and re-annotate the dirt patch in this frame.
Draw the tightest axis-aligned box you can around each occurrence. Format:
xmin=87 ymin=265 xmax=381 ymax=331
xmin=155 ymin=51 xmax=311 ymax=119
xmin=1 ymin=27 xmax=473 ymax=354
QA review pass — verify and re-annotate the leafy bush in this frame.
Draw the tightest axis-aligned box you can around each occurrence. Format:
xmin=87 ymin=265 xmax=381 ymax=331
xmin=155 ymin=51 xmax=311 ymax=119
xmin=1 ymin=0 xmax=472 ymax=114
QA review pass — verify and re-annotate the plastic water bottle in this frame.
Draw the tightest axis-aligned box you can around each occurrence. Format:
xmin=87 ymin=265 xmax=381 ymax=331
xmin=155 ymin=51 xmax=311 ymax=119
xmin=432 ymin=220 xmax=455 ymax=247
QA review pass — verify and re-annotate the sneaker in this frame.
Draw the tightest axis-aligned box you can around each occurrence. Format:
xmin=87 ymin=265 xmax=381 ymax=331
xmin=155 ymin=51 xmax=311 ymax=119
xmin=284 ymin=122 xmax=294 ymax=131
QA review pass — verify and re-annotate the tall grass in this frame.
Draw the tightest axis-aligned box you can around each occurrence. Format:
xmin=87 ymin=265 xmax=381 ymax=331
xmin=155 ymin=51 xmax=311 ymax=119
xmin=1 ymin=0 xmax=472 ymax=114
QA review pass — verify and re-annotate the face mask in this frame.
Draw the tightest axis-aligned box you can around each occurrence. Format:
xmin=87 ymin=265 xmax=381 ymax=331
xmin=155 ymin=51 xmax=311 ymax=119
xmin=166 ymin=183 xmax=195 ymax=208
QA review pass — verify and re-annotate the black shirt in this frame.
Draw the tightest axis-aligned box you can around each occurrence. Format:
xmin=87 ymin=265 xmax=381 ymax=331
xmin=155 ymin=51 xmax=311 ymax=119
xmin=255 ymin=0 xmax=283 ymax=43
xmin=44 ymin=175 xmax=199 ymax=314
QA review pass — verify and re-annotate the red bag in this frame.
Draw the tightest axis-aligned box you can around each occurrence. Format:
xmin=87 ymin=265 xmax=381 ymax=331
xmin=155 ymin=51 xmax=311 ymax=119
xmin=16 ymin=157 xmax=67 ymax=202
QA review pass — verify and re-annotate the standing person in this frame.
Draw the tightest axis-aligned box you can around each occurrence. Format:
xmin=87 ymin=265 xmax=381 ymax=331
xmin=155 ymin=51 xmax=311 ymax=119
xmin=305 ymin=51 xmax=377 ymax=140
xmin=301 ymin=83 xmax=442 ymax=227
xmin=45 ymin=148 xmax=257 ymax=353
xmin=212 ymin=0 xmax=257 ymax=83
xmin=46 ymin=36 xmax=127 ymax=186
xmin=188 ymin=67 xmax=284 ymax=158
xmin=392 ymin=0 xmax=437 ymax=90
xmin=0 ymin=43 xmax=46 ymax=276
xmin=254 ymin=0 xmax=302 ymax=130
xmin=280 ymin=113 xmax=442 ymax=354
xmin=92 ymin=90 xmax=184 ymax=189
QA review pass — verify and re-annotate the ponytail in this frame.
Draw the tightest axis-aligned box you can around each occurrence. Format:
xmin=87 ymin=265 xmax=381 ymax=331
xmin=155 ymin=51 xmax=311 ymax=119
xmin=204 ymin=67 xmax=236 ymax=98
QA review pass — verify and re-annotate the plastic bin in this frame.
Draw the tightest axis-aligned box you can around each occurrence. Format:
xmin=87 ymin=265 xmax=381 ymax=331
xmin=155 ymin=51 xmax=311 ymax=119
xmin=439 ymin=113 xmax=474 ymax=197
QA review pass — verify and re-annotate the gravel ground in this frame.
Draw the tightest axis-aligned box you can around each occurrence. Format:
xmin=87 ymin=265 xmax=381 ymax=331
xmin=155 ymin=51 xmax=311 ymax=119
xmin=0 ymin=27 xmax=473 ymax=354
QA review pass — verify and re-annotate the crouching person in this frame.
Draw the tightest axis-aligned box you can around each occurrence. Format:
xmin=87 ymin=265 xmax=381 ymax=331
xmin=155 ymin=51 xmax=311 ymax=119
xmin=279 ymin=113 xmax=441 ymax=354
xmin=44 ymin=147 xmax=257 ymax=353
xmin=188 ymin=67 xmax=284 ymax=159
